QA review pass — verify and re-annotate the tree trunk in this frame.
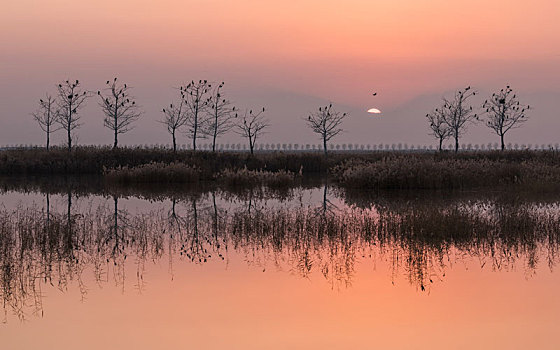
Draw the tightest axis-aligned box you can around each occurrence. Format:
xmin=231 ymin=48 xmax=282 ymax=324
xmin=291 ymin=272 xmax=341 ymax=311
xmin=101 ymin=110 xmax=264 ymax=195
xmin=46 ymin=110 xmax=51 ymax=151
xmin=501 ymin=134 xmax=505 ymax=151
xmin=114 ymin=128 xmax=118 ymax=149
xmin=212 ymin=125 xmax=217 ymax=152
xmin=67 ymin=127 xmax=72 ymax=151
xmin=323 ymin=137 xmax=328 ymax=156
xmin=172 ymin=130 xmax=177 ymax=153
xmin=192 ymin=113 xmax=197 ymax=151
xmin=455 ymin=134 xmax=459 ymax=153
xmin=439 ymin=137 xmax=443 ymax=152
xmin=67 ymin=103 xmax=73 ymax=151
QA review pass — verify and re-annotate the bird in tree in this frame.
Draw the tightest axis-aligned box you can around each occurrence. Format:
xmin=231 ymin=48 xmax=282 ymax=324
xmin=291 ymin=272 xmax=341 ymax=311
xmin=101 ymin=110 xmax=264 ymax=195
xmin=55 ymin=79 xmax=90 ymax=151
xmin=32 ymin=93 xmax=60 ymax=150
xmin=181 ymin=80 xmax=212 ymax=151
xmin=482 ymin=86 xmax=530 ymax=151
xmin=235 ymin=107 xmax=269 ymax=155
xmin=160 ymin=89 xmax=189 ymax=153
xmin=439 ymin=87 xmax=478 ymax=153
xmin=204 ymin=82 xmax=237 ymax=152
xmin=97 ymin=78 xmax=142 ymax=149
xmin=305 ymin=103 xmax=348 ymax=156
xmin=426 ymin=107 xmax=452 ymax=151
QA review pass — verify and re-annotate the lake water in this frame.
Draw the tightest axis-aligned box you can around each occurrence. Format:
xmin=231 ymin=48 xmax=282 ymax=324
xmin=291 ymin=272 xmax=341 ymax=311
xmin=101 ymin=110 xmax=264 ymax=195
xmin=1 ymin=180 xmax=559 ymax=349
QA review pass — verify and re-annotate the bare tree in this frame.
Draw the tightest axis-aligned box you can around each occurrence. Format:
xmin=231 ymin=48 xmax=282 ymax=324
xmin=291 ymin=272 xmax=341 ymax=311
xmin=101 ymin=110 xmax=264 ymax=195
xmin=483 ymin=86 xmax=530 ymax=151
xmin=426 ymin=107 xmax=452 ymax=151
xmin=181 ymin=80 xmax=211 ymax=151
xmin=236 ymin=108 xmax=269 ymax=155
xmin=205 ymin=82 xmax=237 ymax=152
xmin=160 ymin=93 xmax=189 ymax=152
xmin=97 ymin=78 xmax=141 ymax=149
xmin=55 ymin=80 xmax=89 ymax=151
xmin=305 ymin=104 xmax=347 ymax=156
xmin=441 ymin=87 xmax=478 ymax=153
xmin=32 ymin=94 xmax=59 ymax=150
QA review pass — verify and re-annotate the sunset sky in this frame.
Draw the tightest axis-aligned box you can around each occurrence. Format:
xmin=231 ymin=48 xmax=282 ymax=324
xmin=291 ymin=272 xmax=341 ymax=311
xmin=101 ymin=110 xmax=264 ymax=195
xmin=1 ymin=0 xmax=559 ymax=147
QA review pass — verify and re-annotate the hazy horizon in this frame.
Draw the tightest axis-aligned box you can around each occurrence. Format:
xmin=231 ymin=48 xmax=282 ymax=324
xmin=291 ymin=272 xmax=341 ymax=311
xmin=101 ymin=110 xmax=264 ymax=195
xmin=2 ymin=0 xmax=559 ymax=148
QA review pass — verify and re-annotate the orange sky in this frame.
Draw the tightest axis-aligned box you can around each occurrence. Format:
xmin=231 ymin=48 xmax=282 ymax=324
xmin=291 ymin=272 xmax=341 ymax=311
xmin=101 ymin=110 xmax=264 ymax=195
xmin=1 ymin=0 xmax=559 ymax=146
xmin=4 ymin=0 xmax=559 ymax=62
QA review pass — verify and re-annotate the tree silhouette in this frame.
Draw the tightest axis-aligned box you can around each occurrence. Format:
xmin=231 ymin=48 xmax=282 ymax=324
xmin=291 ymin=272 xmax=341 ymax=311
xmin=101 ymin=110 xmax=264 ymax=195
xmin=440 ymin=87 xmax=478 ymax=153
xmin=236 ymin=108 xmax=269 ymax=155
xmin=32 ymin=94 xmax=59 ymax=150
xmin=305 ymin=104 xmax=347 ymax=156
xmin=55 ymin=80 xmax=89 ymax=151
xmin=181 ymin=80 xmax=211 ymax=151
xmin=97 ymin=78 xmax=141 ymax=149
xmin=205 ymin=82 xmax=236 ymax=152
xmin=483 ymin=86 xmax=530 ymax=151
xmin=426 ymin=107 xmax=452 ymax=151
xmin=160 ymin=91 xmax=189 ymax=153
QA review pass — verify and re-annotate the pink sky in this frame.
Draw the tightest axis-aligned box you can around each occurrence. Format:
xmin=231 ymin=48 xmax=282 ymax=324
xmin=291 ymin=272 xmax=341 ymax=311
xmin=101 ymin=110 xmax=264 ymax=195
xmin=1 ymin=0 xmax=559 ymax=147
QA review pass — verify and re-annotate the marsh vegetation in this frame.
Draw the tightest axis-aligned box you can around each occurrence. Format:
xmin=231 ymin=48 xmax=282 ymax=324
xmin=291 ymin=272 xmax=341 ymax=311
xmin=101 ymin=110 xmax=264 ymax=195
xmin=2 ymin=147 xmax=560 ymax=190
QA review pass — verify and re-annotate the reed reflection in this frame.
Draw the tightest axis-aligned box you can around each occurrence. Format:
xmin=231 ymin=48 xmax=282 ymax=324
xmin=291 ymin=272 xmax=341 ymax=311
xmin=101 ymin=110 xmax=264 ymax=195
xmin=1 ymin=187 xmax=559 ymax=321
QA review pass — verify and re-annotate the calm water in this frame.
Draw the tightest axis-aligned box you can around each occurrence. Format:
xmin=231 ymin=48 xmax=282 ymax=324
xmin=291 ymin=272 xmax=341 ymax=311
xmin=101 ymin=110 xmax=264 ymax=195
xmin=1 ymin=180 xmax=560 ymax=349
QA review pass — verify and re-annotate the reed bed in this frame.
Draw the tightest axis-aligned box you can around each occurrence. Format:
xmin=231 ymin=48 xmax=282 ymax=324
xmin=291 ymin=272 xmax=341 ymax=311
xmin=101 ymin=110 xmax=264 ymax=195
xmin=216 ymin=168 xmax=298 ymax=188
xmin=333 ymin=157 xmax=560 ymax=190
xmin=103 ymin=162 xmax=299 ymax=188
xmin=0 ymin=147 xmax=560 ymax=188
xmin=104 ymin=162 xmax=201 ymax=184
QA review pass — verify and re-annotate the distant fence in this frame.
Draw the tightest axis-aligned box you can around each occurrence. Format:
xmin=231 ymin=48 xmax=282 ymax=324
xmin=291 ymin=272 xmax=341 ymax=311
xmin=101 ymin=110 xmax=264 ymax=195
xmin=1 ymin=142 xmax=559 ymax=152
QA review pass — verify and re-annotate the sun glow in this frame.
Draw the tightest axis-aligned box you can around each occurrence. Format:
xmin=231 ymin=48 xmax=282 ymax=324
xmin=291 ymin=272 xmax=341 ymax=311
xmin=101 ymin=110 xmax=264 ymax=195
xmin=367 ymin=108 xmax=382 ymax=114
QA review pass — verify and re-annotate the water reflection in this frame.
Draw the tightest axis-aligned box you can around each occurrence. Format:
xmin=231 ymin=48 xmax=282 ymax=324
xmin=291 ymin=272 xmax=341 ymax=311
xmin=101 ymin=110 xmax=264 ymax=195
xmin=1 ymin=183 xmax=560 ymax=322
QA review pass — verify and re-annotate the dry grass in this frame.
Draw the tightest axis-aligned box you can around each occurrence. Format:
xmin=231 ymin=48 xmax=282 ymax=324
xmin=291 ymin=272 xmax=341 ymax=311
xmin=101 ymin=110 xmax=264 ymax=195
xmin=104 ymin=162 xmax=201 ymax=184
xmin=333 ymin=156 xmax=560 ymax=190
xmin=216 ymin=168 xmax=298 ymax=188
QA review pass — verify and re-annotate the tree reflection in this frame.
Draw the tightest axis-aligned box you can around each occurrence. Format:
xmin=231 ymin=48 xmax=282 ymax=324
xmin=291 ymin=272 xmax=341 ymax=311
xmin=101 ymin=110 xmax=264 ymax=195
xmin=1 ymin=189 xmax=560 ymax=321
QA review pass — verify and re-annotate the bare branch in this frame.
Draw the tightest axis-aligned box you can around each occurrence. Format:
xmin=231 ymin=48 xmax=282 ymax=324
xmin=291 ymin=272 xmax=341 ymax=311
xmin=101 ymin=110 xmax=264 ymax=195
xmin=31 ymin=93 xmax=60 ymax=150
xmin=160 ymin=91 xmax=189 ymax=152
xmin=439 ymin=87 xmax=478 ymax=152
xmin=98 ymin=78 xmax=142 ymax=149
xmin=482 ymin=86 xmax=530 ymax=150
xmin=235 ymin=108 xmax=269 ymax=155
xmin=180 ymin=80 xmax=212 ymax=151
xmin=426 ymin=107 xmax=452 ymax=151
xmin=55 ymin=79 xmax=90 ymax=150
xmin=203 ymin=82 xmax=236 ymax=152
xmin=305 ymin=104 xmax=348 ymax=156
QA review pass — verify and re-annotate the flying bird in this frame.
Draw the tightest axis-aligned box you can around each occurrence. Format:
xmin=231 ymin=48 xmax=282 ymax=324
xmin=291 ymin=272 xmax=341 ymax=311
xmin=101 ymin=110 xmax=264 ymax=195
xmin=372 ymin=92 xmax=377 ymax=96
